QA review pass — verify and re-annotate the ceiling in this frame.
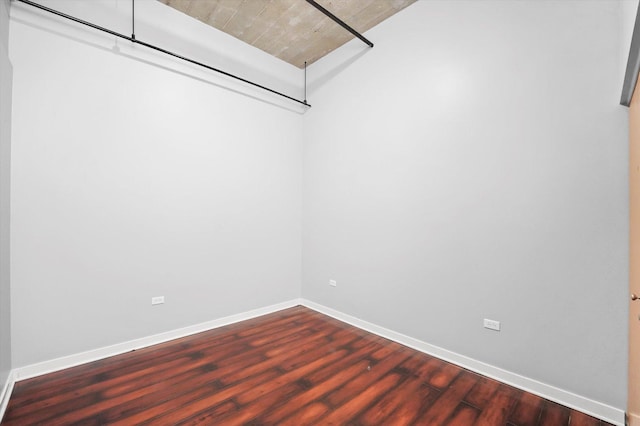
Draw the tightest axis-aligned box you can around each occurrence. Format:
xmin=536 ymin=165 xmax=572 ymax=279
xmin=157 ymin=0 xmax=416 ymax=68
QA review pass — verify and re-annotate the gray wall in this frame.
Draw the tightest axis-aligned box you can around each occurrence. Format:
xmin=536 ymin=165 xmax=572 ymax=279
xmin=9 ymin=0 xmax=302 ymax=367
xmin=303 ymin=0 xmax=628 ymax=409
xmin=0 ymin=0 xmax=12 ymax=393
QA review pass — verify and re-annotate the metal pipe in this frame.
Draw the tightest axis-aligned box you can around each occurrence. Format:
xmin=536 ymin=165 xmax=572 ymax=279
xmin=621 ymin=3 xmax=640 ymax=106
xmin=305 ymin=0 xmax=373 ymax=48
xmin=17 ymin=0 xmax=311 ymax=108
xmin=131 ymin=0 xmax=135 ymax=40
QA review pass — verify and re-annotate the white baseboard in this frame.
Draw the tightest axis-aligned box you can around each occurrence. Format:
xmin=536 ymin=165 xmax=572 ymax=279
xmin=0 ymin=369 xmax=16 ymax=424
xmin=13 ymin=298 xmax=302 ymax=382
xmin=300 ymin=299 xmax=626 ymax=426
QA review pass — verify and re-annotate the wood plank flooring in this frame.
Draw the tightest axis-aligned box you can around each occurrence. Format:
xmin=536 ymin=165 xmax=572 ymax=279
xmin=1 ymin=306 xmax=612 ymax=425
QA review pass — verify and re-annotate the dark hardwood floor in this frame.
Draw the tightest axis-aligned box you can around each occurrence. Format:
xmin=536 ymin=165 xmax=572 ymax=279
xmin=1 ymin=306 xmax=612 ymax=425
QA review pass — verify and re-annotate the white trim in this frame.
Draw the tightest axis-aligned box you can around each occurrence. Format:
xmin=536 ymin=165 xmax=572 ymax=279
xmin=13 ymin=299 xmax=302 ymax=382
xmin=300 ymin=299 xmax=625 ymax=426
xmin=0 ymin=369 xmax=16 ymax=423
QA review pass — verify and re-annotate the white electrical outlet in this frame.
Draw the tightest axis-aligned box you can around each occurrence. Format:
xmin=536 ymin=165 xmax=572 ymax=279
xmin=483 ymin=318 xmax=500 ymax=331
xmin=151 ymin=296 xmax=165 ymax=305
xmin=329 ymin=279 xmax=337 ymax=287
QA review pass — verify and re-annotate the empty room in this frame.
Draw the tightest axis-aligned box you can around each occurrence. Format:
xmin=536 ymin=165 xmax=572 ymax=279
xmin=0 ymin=0 xmax=638 ymax=424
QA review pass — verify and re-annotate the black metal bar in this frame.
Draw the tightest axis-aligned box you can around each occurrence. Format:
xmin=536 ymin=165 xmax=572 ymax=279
xmin=305 ymin=0 xmax=373 ymax=48
xmin=17 ymin=0 xmax=311 ymax=107
xmin=131 ymin=0 xmax=135 ymax=40
xmin=621 ymin=3 xmax=640 ymax=106
xmin=304 ymin=61 xmax=307 ymax=104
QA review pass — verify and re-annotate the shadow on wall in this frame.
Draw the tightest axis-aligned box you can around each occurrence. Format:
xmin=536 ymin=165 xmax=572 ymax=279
xmin=11 ymin=14 xmax=308 ymax=115
xmin=308 ymin=47 xmax=370 ymax=94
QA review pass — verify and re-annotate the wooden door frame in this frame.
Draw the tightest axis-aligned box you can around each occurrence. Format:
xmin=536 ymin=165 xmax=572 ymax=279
xmin=622 ymin=4 xmax=640 ymax=426
xmin=629 ymin=83 xmax=640 ymax=426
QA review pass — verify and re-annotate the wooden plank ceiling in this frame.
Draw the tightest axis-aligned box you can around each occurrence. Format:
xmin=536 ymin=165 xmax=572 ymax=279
xmin=157 ymin=0 xmax=416 ymax=68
